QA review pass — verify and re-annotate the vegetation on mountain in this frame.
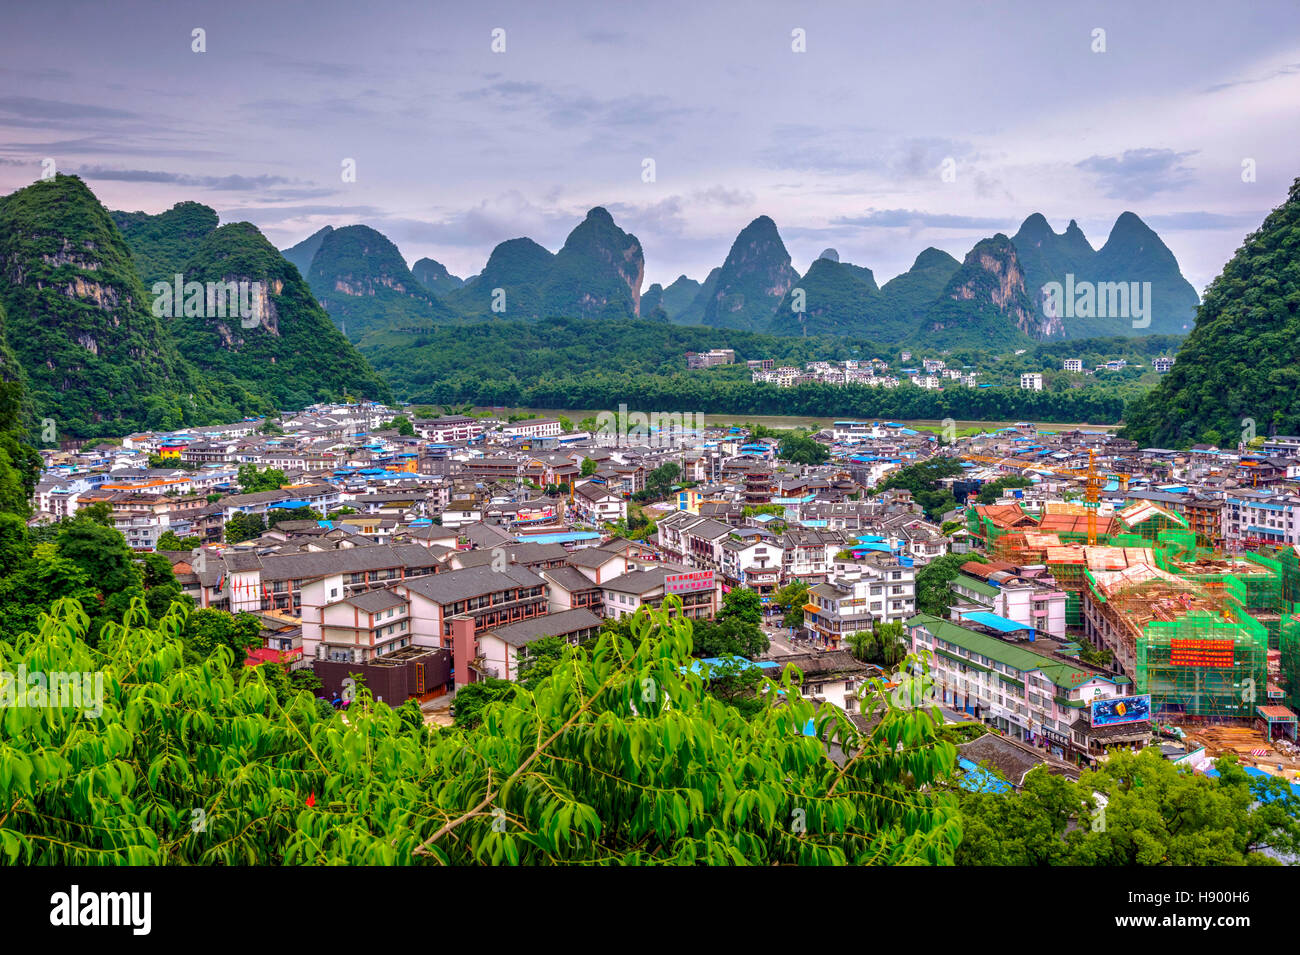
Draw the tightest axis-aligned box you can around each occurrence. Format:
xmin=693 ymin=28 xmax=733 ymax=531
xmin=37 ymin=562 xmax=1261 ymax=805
xmin=111 ymin=201 xmax=220 ymax=286
xmin=1122 ymin=178 xmax=1300 ymax=448
xmin=411 ymin=257 xmax=465 ymax=297
xmin=280 ymin=225 xmax=332 ymax=278
xmin=307 ymin=225 xmax=458 ymax=339
xmin=702 ymin=216 xmax=800 ymax=331
xmin=172 ymin=222 xmax=393 ymax=406
xmin=0 ymin=175 xmax=250 ymax=438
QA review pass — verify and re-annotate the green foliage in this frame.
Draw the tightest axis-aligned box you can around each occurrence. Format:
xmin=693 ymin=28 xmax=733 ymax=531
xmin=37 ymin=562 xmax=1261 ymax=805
xmin=956 ymin=749 xmax=1300 ymax=865
xmin=361 ymin=315 xmax=1129 ymax=424
xmin=224 ymin=511 xmax=265 ymax=544
xmin=181 ymin=608 xmax=263 ymax=666
xmin=238 ymin=464 xmax=286 ymax=493
xmin=1123 ymin=178 xmax=1300 ymax=447
xmin=876 ymin=457 xmax=965 ymax=521
xmin=580 ymin=457 xmax=598 ymax=476
xmin=915 ymin=553 xmax=985 ymax=617
xmin=845 ymin=621 xmax=908 ymax=667
xmin=777 ymin=432 xmax=829 ymax=465
xmin=719 ymin=587 xmax=763 ymax=625
xmin=772 ymin=256 xmax=879 ymax=336
xmin=773 ymin=580 xmax=810 ymax=629
xmin=0 ymin=597 xmax=962 ymax=864
xmin=156 ymin=530 xmax=202 ymax=551
xmin=452 ymin=678 xmax=518 ymax=729
xmin=689 ymin=616 xmax=770 ymax=659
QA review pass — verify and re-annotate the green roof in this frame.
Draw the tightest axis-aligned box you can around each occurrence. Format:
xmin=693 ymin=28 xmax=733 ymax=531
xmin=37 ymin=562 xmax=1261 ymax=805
xmin=907 ymin=613 xmax=1129 ymax=692
xmin=952 ymin=573 xmax=998 ymax=598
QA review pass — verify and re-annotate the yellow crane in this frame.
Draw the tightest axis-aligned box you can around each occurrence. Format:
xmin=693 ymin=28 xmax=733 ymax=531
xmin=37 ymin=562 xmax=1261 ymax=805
xmin=961 ymin=448 xmax=1129 ymax=546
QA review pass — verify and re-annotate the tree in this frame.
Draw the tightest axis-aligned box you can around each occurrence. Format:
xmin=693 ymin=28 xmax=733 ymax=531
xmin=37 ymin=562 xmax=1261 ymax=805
xmin=689 ymin=616 xmax=769 ymax=659
xmin=580 ymin=457 xmax=598 ymax=477
xmin=777 ymin=433 xmax=829 ymax=466
xmin=238 ymin=464 xmax=287 ymax=493
xmin=225 ymin=511 xmax=266 ymax=544
xmin=156 ymin=530 xmax=202 ymax=551
xmin=0 ymin=596 xmax=960 ymax=864
xmin=957 ymin=749 xmax=1300 ymax=866
xmin=915 ymin=553 xmax=985 ymax=617
xmin=719 ymin=587 xmax=763 ymax=625
xmin=181 ymin=608 xmax=262 ymax=665
xmin=76 ymin=501 xmax=115 ymax=528
xmin=452 ymin=678 xmax=518 ymax=729
xmin=384 ymin=415 xmax=415 ymax=437
xmin=773 ymin=580 xmax=810 ymax=629
xmin=56 ymin=517 xmax=140 ymax=598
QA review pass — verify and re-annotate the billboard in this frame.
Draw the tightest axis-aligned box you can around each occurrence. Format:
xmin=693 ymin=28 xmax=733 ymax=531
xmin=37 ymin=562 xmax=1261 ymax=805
xmin=665 ymin=571 xmax=715 ymax=595
xmin=1090 ymin=694 xmax=1151 ymax=728
xmin=1170 ymin=638 xmax=1235 ymax=668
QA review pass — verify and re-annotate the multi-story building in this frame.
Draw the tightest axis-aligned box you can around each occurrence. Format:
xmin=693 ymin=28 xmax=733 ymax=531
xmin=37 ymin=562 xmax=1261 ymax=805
xmin=1020 ymin=373 xmax=1044 ymax=391
xmin=1063 ymin=359 xmax=1083 ymax=373
xmin=907 ymin=613 xmax=1146 ymax=763
xmin=1222 ymin=489 xmax=1300 ymax=547
xmin=804 ymin=555 xmax=916 ymax=647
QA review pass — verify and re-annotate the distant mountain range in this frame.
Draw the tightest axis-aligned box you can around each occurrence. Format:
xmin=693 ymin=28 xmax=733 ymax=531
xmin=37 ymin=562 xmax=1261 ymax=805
xmin=0 ymin=175 xmax=390 ymax=438
xmin=0 ymin=172 xmax=1206 ymax=439
xmin=280 ymin=205 xmax=1200 ymax=347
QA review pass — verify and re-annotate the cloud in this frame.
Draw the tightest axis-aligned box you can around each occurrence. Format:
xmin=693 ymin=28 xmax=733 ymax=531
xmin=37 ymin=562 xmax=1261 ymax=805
xmin=73 ymin=166 xmax=298 ymax=190
xmin=1204 ymin=61 xmax=1300 ymax=94
xmin=1141 ymin=210 xmax=1267 ymax=230
xmin=1075 ymin=148 xmax=1197 ymax=200
xmin=831 ymin=209 xmax=1011 ymax=230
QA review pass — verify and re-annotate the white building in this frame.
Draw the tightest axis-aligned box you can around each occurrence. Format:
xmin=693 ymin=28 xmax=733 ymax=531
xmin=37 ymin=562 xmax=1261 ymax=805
xmin=1020 ymin=373 xmax=1044 ymax=391
xmin=1063 ymin=359 xmax=1083 ymax=373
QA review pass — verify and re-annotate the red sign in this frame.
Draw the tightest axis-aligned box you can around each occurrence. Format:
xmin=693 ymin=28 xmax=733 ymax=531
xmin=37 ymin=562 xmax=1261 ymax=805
xmin=1170 ymin=638 xmax=1234 ymax=668
xmin=665 ymin=571 xmax=715 ymax=594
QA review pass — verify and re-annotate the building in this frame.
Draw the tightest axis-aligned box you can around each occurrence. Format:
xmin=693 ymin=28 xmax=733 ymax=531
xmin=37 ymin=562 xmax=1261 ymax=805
xmin=476 ymin=608 xmax=602 ymax=681
xmin=803 ymin=555 xmax=916 ymax=648
xmin=907 ymin=613 xmax=1148 ymax=764
xmin=1020 ymin=373 xmax=1044 ymax=391
xmin=685 ymin=348 xmax=735 ymax=369
xmin=1153 ymin=356 xmax=1175 ymax=373
xmin=1063 ymin=359 xmax=1083 ymax=373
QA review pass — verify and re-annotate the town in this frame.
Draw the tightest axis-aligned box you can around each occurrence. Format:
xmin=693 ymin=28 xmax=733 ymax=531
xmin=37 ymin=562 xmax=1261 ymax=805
xmin=31 ymin=400 xmax=1300 ymax=798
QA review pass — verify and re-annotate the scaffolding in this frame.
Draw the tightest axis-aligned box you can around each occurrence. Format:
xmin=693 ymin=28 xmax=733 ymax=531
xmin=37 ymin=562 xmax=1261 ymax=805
xmin=1137 ymin=610 xmax=1269 ymax=722
xmin=1085 ymin=562 xmax=1268 ymax=722
xmin=1117 ymin=501 xmax=1189 ymax=542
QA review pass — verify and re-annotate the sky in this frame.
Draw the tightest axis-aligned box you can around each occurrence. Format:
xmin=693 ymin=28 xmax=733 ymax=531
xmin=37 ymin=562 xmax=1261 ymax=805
xmin=2 ymin=0 xmax=1299 ymax=294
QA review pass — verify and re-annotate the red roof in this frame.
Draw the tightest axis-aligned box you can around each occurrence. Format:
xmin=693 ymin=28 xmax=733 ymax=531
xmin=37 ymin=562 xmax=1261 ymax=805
xmin=244 ymin=647 xmax=303 ymax=667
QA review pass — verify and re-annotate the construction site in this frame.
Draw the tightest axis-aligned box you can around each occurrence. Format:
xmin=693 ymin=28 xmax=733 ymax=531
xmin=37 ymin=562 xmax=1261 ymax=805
xmin=966 ymin=497 xmax=1300 ymax=780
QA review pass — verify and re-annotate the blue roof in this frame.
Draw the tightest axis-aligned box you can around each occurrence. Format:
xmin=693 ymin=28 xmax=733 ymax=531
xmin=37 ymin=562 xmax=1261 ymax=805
xmin=516 ymin=531 xmax=602 ymax=545
xmin=276 ymin=500 xmax=310 ymax=509
xmin=957 ymin=758 xmax=1012 ymax=793
xmin=963 ymin=611 xmax=1033 ymax=634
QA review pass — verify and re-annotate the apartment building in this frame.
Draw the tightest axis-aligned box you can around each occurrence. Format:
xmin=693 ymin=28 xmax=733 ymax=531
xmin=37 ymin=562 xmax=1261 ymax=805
xmin=601 ymin=567 xmax=719 ymax=620
xmin=804 ymin=556 xmax=916 ymax=648
xmin=476 ymin=608 xmax=602 ymax=681
xmin=1222 ymin=489 xmax=1300 ymax=546
xmin=1020 ymin=373 xmax=1044 ymax=391
xmin=718 ymin=531 xmax=784 ymax=595
xmin=907 ymin=614 xmax=1145 ymax=762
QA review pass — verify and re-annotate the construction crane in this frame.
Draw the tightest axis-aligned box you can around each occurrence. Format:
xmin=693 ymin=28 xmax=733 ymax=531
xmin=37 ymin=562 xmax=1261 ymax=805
xmin=961 ymin=448 xmax=1129 ymax=546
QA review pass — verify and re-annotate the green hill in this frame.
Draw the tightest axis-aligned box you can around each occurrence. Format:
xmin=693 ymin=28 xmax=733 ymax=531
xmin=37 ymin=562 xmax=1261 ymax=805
xmin=1121 ymin=178 xmax=1300 ymax=448
xmin=919 ymin=234 xmax=1051 ymax=349
xmin=870 ymin=247 xmax=961 ymax=342
xmin=307 ymin=224 xmax=457 ymax=339
xmin=111 ymin=201 xmax=220 ymax=286
xmin=411 ymin=257 xmax=464 ymax=297
xmin=173 ymin=222 xmax=393 ymax=407
xmin=701 ymin=217 xmax=800 ymax=331
xmin=770 ymin=253 xmax=880 ymax=336
xmin=0 ymin=175 xmax=249 ymax=437
xmin=281 ymin=225 xmax=332 ymax=278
